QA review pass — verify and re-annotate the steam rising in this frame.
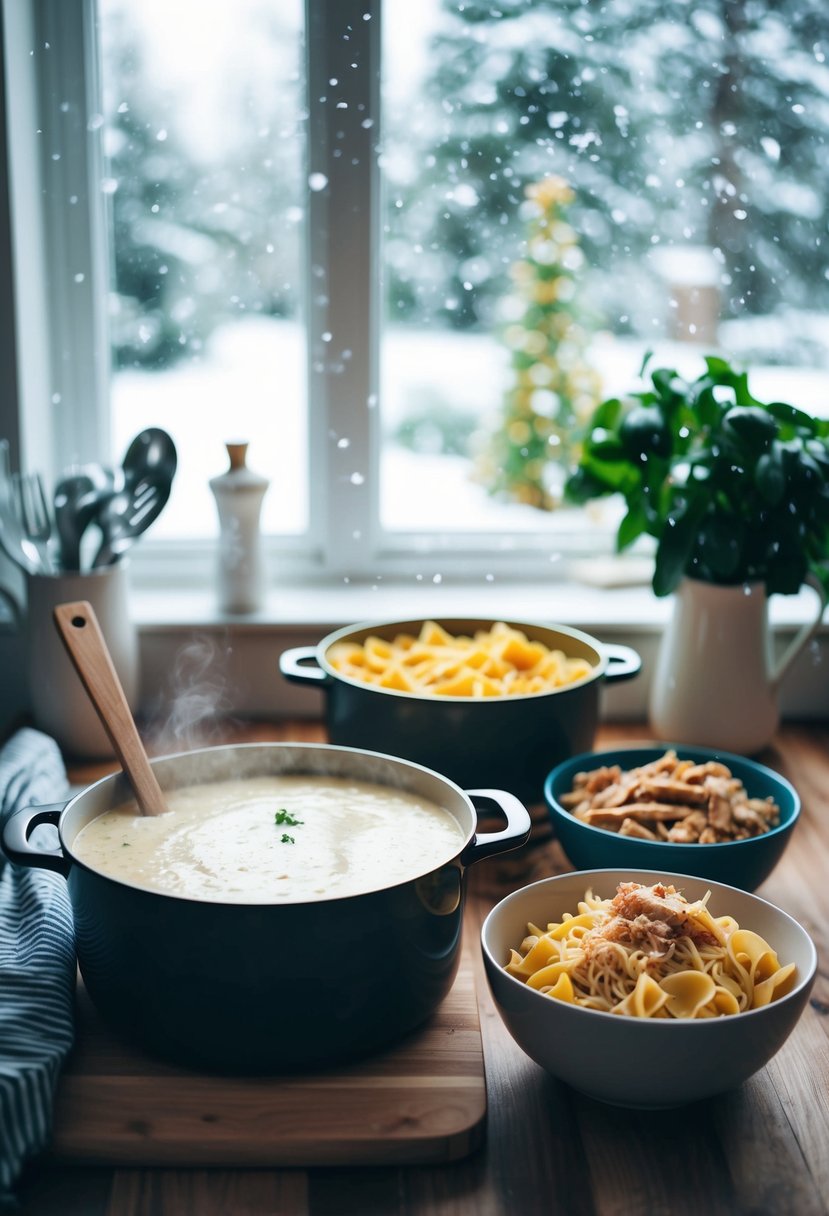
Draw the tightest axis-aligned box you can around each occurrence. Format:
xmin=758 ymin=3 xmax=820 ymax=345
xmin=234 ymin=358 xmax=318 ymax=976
xmin=147 ymin=635 xmax=235 ymax=756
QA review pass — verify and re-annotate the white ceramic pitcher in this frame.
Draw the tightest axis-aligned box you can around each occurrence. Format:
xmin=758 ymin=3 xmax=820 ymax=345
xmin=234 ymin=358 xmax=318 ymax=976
xmin=0 ymin=563 xmax=139 ymax=758
xmin=649 ymin=575 xmax=827 ymax=754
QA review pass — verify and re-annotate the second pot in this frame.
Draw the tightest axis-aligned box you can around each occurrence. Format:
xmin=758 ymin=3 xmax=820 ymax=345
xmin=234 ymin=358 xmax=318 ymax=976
xmin=280 ymin=617 xmax=641 ymax=803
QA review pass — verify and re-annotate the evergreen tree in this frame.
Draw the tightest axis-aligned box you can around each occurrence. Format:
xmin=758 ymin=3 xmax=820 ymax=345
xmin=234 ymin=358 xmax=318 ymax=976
xmin=103 ymin=7 xmax=301 ymax=370
xmin=475 ymin=176 xmax=600 ymax=509
xmin=653 ymin=0 xmax=829 ymax=321
xmin=104 ymin=26 xmax=214 ymax=369
xmin=387 ymin=0 xmax=829 ymax=347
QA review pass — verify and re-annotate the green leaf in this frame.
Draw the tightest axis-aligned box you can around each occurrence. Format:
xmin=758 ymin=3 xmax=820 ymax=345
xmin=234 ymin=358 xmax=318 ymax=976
xmin=563 ymin=466 xmax=614 ymax=504
xmin=692 ymin=384 xmax=722 ymax=429
xmin=590 ymin=396 xmax=624 ymax=431
xmin=616 ymin=500 xmax=649 ymax=551
xmin=720 ymin=405 xmax=777 ymax=453
xmin=704 ymin=355 xmax=735 ymax=380
xmin=620 ymin=405 xmax=672 ymax=460
xmin=651 ymin=368 xmax=682 ymax=400
xmin=765 ymin=401 xmax=820 ymax=438
xmin=731 ymin=372 xmax=762 ymax=407
xmin=581 ymin=453 xmax=641 ymax=496
xmin=699 ymin=515 xmax=744 ymax=579
xmin=805 ymin=439 xmax=829 ymax=470
xmin=766 ymin=556 xmax=809 ymax=596
xmin=587 ymin=437 xmax=627 ymax=461
xmin=652 ymin=494 xmax=708 ymax=596
xmin=653 ymin=526 xmax=694 ymax=597
xmin=562 ymin=353 xmax=829 ymax=598
xmin=755 ymin=450 xmax=786 ymax=505
xmin=275 ymin=808 xmax=303 ymax=827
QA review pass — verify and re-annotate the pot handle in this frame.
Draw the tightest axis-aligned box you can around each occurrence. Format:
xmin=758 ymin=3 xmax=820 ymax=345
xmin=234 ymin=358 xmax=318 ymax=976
xmin=279 ymin=646 xmax=330 ymax=686
xmin=771 ymin=573 xmax=827 ymax=692
xmin=461 ymin=789 xmax=532 ymax=865
xmin=602 ymin=643 xmax=641 ymax=683
xmin=2 ymin=803 xmax=70 ymax=876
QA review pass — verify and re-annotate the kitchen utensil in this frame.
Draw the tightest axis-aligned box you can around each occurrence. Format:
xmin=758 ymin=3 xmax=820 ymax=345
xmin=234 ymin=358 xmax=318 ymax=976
xmin=281 ymin=617 xmax=642 ymax=803
xmin=0 ymin=439 xmax=45 ymax=574
xmin=0 ymin=566 xmax=139 ymax=757
xmin=52 ymin=600 xmax=164 ymax=814
xmin=481 ymin=868 xmax=816 ymax=1108
xmin=2 ymin=741 xmax=530 ymax=1072
xmin=91 ymin=474 xmax=171 ymax=568
xmin=53 ymin=464 xmax=116 ymax=572
xmin=544 ymin=745 xmax=800 ymax=892
xmin=11 ymin=470 xmax=56 ymax=573
xmin=121 ymin=426 xmax=177 ymax=488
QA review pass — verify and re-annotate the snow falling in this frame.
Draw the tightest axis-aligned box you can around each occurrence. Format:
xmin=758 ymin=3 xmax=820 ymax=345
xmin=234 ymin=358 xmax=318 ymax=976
xmin=97 ymin=0 xmax=829 ymax=539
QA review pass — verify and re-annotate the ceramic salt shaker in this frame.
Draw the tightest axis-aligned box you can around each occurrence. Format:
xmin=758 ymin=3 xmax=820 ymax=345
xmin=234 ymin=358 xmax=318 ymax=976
xmin=209 ymin=442 xmax=269 ymax=613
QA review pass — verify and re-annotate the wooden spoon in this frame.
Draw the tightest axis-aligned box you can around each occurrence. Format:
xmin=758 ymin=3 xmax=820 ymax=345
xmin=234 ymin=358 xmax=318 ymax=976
xmin=53 ymin=600 xmax=167 ymax=816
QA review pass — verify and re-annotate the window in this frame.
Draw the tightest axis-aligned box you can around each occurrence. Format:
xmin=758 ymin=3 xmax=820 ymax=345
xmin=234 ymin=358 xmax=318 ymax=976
xmin=100 ymin=0 xmax=307 ymax=542
xmin=2 ymin=0 xmax=828 ymax=588
xmin=378 ymin=0 xmax=829 ymax=551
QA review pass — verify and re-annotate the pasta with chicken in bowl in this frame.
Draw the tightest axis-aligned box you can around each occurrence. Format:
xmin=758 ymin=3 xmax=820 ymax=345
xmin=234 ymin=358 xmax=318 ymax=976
xmin=481 ymin=868 xmax=816 ymax=1107
xmin=504 ymin=880 xmax=796 ymax=1019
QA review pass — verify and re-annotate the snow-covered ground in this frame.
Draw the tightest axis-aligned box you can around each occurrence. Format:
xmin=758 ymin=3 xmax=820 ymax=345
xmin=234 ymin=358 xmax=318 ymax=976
xmin=112 ymin=316 xmax=829 ymax=540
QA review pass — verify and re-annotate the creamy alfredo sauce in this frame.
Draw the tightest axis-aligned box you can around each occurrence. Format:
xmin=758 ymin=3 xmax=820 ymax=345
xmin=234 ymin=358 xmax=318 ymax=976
xmin=72 ymin=775 xmax=466 ymax=903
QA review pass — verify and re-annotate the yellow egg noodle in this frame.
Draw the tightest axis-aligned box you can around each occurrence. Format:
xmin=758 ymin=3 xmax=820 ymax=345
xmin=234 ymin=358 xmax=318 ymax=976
xmin=327 ymin=620 xmax=594 ymax=697
xmin=505 ymin=882 xmax=797 ymax=1019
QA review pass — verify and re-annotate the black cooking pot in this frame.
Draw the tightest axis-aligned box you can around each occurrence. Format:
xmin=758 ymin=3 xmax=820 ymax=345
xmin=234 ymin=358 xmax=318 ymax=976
xmin=2 ymin=742 xmax=530 ymax=1074
xmin=280 ymin=618 xmax=641 ymax=803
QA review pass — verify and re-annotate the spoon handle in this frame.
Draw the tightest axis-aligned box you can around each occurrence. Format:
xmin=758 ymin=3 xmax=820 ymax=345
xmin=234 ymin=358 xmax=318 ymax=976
xmin=53 ymin=601 xmax=167 ymax=816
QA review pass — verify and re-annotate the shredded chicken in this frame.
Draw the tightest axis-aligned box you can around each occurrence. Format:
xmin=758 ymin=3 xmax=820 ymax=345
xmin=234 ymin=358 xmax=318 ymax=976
xmin=583 ymin=881 xmax=718 ymax=959
xmin=708 ymin=794 xmax=734 ymax=834
xmin=618 ymin=817 xmax=658 ymax=840
xmin=637 ymin=777 xmax=708 ymax=806
xmin=560 ymin=750 xmax=780 ymax=845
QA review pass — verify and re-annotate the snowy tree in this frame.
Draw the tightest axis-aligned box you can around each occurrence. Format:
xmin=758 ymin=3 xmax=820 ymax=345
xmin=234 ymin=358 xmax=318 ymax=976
xmin=475 ymin=176 xmax=600 ymax=509
xmin=386 ymin=0 xmax=829 ymax=350
xmin=103 ymin=6 xmax=301 ymax=369
xmin=104 ymin=28 xmax=205 ymax=369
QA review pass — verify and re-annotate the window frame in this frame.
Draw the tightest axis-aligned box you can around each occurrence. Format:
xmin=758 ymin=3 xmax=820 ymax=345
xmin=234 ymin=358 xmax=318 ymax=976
xmin=1 ymin=0 xmax=618 ymax=592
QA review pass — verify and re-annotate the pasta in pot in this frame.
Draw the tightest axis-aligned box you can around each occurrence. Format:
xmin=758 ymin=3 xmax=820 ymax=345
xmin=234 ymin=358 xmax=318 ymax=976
xmin=505 ymin=881 xmax=797 ymax=1019
xmin=327 ymin=620 xmax=594 ymax=698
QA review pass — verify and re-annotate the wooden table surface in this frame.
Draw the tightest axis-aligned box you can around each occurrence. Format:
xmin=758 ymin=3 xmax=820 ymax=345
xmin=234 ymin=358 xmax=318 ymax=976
xmin=16 ymin=720 xmax=829 ymax=1216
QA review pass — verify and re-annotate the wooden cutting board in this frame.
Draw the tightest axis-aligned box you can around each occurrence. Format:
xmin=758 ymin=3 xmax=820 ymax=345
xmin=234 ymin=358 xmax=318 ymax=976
xmin=50 ymin=948 xmax=486 ymax=1168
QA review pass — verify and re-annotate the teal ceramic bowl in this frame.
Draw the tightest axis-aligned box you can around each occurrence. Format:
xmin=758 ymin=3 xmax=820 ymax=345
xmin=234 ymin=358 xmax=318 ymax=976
xmin=544 ymin=745 xmax=800 ymax=892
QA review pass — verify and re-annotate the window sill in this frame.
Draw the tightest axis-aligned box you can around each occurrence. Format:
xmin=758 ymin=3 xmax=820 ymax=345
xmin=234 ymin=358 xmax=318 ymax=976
xmin=126 ymin=570 xmax=829 ymax=729
xmin=3 ymin=569 xmax=827 ymax=737
xmin=130 ymin=561 xmax=826 ymax=633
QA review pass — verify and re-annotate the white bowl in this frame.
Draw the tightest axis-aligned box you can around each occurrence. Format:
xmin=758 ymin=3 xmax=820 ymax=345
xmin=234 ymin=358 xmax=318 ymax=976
xmin=481 ymin=868 xmax=817 ymax=1108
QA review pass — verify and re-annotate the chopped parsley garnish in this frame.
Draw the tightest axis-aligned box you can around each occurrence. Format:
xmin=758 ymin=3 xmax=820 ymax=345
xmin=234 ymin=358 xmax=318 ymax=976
xmin=280 ymin=833 xmax=295 ymax=845
xmin=274 ymin=808 xmax=303 ymax=827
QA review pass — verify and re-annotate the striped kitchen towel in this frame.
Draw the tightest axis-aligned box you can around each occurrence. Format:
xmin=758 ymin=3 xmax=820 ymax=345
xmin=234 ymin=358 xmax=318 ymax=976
xmin=0 ymin=728 xmax=75 ymax=1205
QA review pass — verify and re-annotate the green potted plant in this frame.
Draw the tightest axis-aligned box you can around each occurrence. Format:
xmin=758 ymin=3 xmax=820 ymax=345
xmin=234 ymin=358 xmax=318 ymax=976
xmin=565 ymin=354 xmax=829 ymax=752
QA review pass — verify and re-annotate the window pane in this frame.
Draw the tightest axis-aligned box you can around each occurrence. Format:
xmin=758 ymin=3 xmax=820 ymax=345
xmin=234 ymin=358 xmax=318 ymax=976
xmin=99 ymin=0 xmax=306 ymax=539
xmin=380 ymin=0 xmax=829 ymax=535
